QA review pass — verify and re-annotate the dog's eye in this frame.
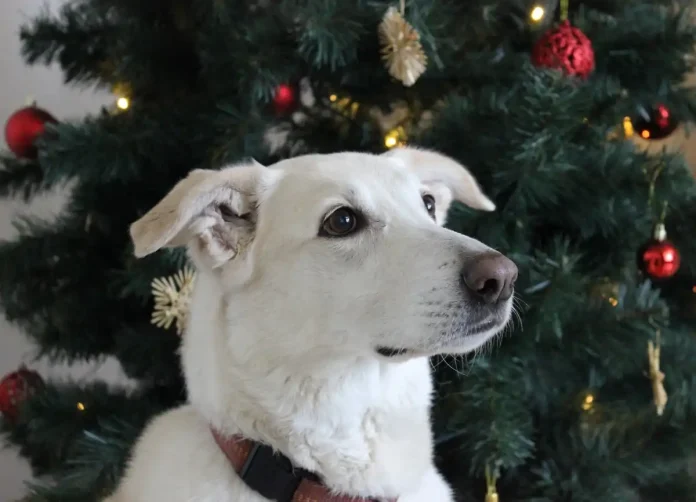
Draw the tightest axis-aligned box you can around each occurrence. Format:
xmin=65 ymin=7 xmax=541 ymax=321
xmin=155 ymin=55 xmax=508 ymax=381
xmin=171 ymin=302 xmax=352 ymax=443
xmin=422 ymin=194 xmax=436 ymax=219
xmin=321 ymin=207 xmax=358 ymax=237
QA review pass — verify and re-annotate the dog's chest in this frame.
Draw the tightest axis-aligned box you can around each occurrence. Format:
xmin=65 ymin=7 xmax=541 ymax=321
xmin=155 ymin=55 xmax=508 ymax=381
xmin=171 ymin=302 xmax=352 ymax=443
xmin=275 ymin=359 xmax=435 ymax=497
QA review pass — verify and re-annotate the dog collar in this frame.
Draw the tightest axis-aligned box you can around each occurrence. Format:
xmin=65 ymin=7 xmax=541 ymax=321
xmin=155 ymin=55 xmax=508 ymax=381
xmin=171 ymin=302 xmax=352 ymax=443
xmin=211 ymin=428 xmax=394 ymax=502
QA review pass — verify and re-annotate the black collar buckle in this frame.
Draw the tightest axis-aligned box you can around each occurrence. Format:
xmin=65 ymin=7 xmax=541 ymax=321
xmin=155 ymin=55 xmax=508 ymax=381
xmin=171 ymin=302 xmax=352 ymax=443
xmin=240 ymin=442 xmax=304 ymax=501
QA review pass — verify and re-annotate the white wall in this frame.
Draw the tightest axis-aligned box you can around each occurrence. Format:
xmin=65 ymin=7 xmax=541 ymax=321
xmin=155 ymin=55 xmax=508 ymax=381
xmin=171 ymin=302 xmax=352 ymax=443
xmin=0 ymin=1 xmax=118 ymax=500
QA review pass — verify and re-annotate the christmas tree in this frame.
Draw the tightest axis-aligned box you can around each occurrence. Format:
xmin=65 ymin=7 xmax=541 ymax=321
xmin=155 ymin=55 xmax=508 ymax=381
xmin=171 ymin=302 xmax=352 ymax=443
xmin=3 ymin=0 xmax=696 ymax=500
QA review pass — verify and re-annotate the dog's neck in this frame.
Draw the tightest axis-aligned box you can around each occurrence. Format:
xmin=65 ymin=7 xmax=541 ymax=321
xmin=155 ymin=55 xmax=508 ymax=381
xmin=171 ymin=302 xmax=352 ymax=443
xmin=181 ymin=273 xmax=437 ymax=499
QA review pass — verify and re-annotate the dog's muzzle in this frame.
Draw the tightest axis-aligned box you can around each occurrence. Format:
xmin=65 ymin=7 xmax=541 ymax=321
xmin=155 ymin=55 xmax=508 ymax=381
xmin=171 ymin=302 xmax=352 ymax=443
xmin=376 ymin=251 xmax=517 ymax=358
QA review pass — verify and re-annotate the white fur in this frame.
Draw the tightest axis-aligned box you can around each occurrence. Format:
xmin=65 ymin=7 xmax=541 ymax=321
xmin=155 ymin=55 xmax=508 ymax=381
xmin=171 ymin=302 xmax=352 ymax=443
xmin=107 ymin=148 xmax=513 ymax=502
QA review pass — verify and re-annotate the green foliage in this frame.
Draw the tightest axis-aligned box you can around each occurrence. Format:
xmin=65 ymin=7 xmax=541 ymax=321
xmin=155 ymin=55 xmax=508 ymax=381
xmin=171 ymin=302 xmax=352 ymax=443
xmin=0 ymin=155 xmax=54 ymax=201
xmin=1 ymin=381 xmax=179 ymax=500
xmin=2 ymin=0 xmax=696 ymax=500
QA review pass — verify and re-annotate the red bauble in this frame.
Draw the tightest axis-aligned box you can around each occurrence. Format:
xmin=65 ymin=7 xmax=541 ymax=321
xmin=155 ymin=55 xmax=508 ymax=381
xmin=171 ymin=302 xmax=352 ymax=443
xmin=4 ymin=105 xmax=57 ymax=159
xmin=632 ymin=103 xmax=679 ymax=141
xmin=531 ymin=20 xmax=595 ymax=79
xmin=638 ymin=224 xmax=681 ymax=280
xmin=272 ymin=84 xmax=296 ymax=115
xmin=0 ymin=366 xmax=44 ymax=424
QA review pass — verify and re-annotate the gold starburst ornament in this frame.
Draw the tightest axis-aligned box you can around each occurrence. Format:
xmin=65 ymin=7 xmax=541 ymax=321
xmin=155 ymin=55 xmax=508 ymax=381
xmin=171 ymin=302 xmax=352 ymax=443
xmin=379 ymin=2 xmax=427 ymax=87
xmin=151 ymin=267 xmax=196 ymax=335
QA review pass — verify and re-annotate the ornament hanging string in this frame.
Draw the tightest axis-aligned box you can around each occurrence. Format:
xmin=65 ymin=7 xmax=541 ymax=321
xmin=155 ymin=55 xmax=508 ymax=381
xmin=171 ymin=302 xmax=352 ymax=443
xmin=560 ymin=0 xmax=569 ymax=21
xmin=645 ymin=163 xmax=670 ymax=226
xmin=658 ymin=200 xmax=668 ymax=226
xmin=646 ymin=162 xmax=666 ymax=214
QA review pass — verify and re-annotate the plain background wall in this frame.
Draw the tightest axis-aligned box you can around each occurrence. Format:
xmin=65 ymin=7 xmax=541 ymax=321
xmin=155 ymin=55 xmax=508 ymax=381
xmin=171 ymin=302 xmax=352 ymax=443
xmin=0 ymin=1 xmax=121 ymax=500
xmin=1 ymin=1 xmax=696 ymax=500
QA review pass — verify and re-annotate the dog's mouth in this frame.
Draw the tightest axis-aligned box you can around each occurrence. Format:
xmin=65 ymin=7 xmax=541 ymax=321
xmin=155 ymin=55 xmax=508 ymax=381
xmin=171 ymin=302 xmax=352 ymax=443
xmin=376 ymin=312 xmax=510 ymax=359
xmin=376 ymin=346 xmax=410 ymax=358
xmin=468 ymin=318 xmax=499 ymax=335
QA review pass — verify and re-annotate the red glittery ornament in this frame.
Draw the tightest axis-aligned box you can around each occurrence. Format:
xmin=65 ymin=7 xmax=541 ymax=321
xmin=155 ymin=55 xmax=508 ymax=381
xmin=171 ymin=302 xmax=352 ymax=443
xmin=531 ymin=20 xmax=595 ymax=79
xmin=638 ymin=223 xmax=681 ymax=280
xmin=272 ymin=84 xmax=296 ymax=115
xmin=4 ymin=105 xmax=57 ymax=159
xmin=0 ymin=366 xmax=44 ymax=424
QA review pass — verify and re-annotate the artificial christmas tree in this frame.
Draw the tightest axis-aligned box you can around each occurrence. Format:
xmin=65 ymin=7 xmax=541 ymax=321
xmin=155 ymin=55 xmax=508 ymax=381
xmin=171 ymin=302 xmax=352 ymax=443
xmin=2 ymin=0 xmax=696 ymax=501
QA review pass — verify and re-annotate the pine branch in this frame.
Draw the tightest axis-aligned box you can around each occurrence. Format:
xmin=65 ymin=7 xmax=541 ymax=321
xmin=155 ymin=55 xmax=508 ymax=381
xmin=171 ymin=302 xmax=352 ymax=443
xmin=0 ymin=155 xmax=54 ymax=202
xmin=19 ymin=0 xmax=113 ymax=86
xmin=2 ymin=381 xmax=180 ymax=500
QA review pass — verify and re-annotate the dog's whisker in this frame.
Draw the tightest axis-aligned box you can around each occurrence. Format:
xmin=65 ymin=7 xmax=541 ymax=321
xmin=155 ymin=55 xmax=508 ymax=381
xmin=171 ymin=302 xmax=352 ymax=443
xmin=511 ymin=302 xmax=524 ymax=332
xmin=504 ymin=317 xmax=516 ymax=338
xmin=515 ymin=295 xmax=529 ymax=308
xmin=470 ymin=344 xmax=483 ymax=364
xmin=432 ymin=354 xmax=441 ymax=369
xmin=442 ymin=354 xmax=469 ymax=379
xmin=433 ymin=354 xmax=447 ymax=370
xmin=452 ymin=354 xmax=462 ymax=375
xmin=457 ymin=354 xmax=473 ymax=376
xmin=512 ymin=295 xmax=529 ymax=312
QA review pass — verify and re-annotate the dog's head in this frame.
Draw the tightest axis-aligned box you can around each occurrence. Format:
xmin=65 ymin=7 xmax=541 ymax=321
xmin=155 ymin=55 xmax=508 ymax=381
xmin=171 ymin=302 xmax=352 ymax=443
xmin=130 ymin=148 xmax=517 ymax=361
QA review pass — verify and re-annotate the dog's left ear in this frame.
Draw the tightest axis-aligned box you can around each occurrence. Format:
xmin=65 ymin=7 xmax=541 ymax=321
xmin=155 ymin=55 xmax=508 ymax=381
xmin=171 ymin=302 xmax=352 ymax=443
xmin=382 ymin=147 xmax=495 ymax=224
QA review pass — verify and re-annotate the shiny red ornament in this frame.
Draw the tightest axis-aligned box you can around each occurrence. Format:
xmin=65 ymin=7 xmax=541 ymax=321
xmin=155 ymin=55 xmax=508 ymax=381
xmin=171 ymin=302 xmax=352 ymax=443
xmin=633 ymin=103 xmax=679 ymax=140
xmin=4 ymin=105 xmax=57 ymax=159
xmin=0 ymin=366 xmax=44 ymax=424
xmin=531 ymin=20 xmax=595 ymax=79
xmin=272 ymin=84 xmax=296 ymax=115
xmin=638 ymin=224 xmax=681 ymax=280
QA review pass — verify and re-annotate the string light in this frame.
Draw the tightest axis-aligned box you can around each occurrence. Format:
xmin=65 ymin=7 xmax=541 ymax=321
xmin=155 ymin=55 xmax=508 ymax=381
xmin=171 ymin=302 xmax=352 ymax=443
xmin=116 ymin=97 xmax=130 ymax=110
xmin=582 ymin=393 xmax=594 ymax=411
xmin=530 ymin=5 xmax=545 ymax=22
xmin=641 ymin=129 xmax=651 ymax=139
xmin=608 ymin=297 xmax=618 ymax=307
xmin=384 ymin=127 xmax=406 ymax=149
xmin=112 ymin=83 xmax=132 ymax=112
xmin=330 ymin=96 xmax=360 ymax=118
xmin=76 ymin=402 xmax=86 ymax=411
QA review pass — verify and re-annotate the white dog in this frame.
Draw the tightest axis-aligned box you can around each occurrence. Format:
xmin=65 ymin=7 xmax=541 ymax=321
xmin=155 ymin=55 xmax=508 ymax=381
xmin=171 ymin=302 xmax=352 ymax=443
xmin=106 ymin=147 xmax=517 ymax=502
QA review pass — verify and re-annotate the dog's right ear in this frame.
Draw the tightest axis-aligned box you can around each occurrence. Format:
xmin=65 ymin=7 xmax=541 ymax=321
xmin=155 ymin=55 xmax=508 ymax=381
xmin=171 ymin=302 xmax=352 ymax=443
xmin=130 ymin=163 xmax=268 ymax=268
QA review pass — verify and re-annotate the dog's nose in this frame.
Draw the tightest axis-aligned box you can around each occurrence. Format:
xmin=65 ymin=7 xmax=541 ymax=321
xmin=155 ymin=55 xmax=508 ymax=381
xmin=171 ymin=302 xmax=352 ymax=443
xmin=462 ymin=253 xmax=518 ymax=304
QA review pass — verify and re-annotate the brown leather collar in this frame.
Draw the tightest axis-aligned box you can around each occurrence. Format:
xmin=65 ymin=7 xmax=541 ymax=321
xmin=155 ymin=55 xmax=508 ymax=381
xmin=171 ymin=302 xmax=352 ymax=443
xmin=211 ymin=428 xmax=395 ymax=502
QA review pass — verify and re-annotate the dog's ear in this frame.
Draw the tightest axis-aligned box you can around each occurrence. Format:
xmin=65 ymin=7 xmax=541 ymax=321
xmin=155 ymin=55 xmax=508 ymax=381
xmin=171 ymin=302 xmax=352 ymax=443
xmin=130 ymin=163 xmax=268 ymax=268
xmin=382 ymin=147 xmax=495 ymax=224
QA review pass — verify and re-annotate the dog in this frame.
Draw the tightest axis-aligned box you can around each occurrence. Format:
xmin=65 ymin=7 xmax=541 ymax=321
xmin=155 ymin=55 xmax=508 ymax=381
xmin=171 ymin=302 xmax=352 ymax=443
xmin=105 ymin=147 xmax=517 ymax=502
